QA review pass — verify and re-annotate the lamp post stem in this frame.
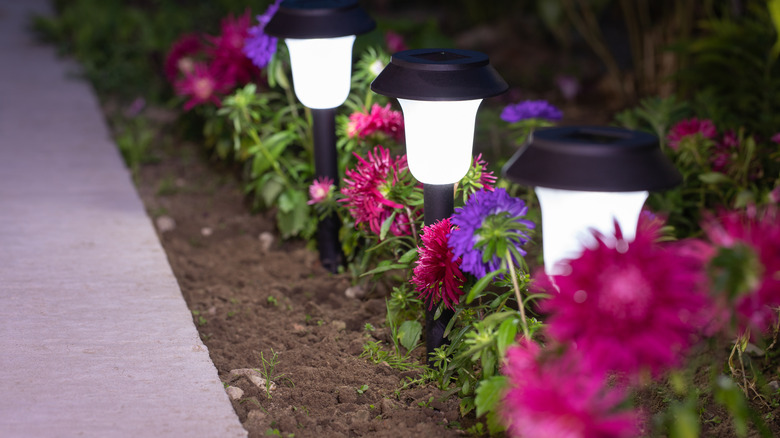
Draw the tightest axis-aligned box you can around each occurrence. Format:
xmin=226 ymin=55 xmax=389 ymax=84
xmin=311 ymin=108 xmax=343 ymax=273
xmin=423 ymin=183 xmax=456 ymax=365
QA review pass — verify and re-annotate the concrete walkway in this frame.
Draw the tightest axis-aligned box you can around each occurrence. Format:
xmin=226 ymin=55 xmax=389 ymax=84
xmin=0 ymin=1 xmax=246 ymax=437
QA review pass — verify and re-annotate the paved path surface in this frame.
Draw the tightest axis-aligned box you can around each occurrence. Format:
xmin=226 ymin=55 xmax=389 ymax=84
xmin=0 ymin=1 xmax=246 ymax=436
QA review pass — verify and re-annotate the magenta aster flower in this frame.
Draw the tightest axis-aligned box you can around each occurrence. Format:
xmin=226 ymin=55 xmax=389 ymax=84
xmin=449 ymin=188 xmax=534 ymax=279
xmin=500 ymin=100 xmax=563 ymax=123
xmin=501 ymin=340 xmax=640 ymax=438
xmin=667 ymin=117 xmax=717 ymax=150
xmin=703 ymin=206 xmax=780 ymax=334
xmin=164 ymin=33 xmax=204 ymax=82
xmin=472 ymin=153 xmax=497 ymax=190
xmin=207 ymin=10 xmax=258 ymax=87
xmin=243 ymin=0 xmax=281 ymax=69
xmin=346 ymin=104 xmax=405 ymax=143
xmin=412 ymin=218 xmax=466 ymax=311
xmin=538 ymin=223 xmax=710 ymax=378
xmin=307 ymin=177 xmax=334 ymax=205
xmin=341 ymin=145 xmax=414 ymax=237
xmin=174 ymin=62 xmax=228 ymax=110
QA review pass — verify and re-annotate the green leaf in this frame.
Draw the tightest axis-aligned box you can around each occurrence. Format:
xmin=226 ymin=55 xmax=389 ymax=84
xmin=260 ymin=175 xmax=284 ymax=207
xmin=398 ymin=320 xmax=422 ymax=352
xmin=397 ymin=248 xmax=418 ymax=265
xmin=379 ymin=211 xmax=397 ymax=241
xmin=474 ymin=376 xmax=508 ymax=418
xmin=714 ymin=375 xmax=749 ymax=437
xmin=481 ymin=349 xmax=496 ymax=379
xmin=698 ymin=172 xmax=732 ymax=184
xmin=496 ymin=317 xmax=519 ymax=359
xmin=669 ymin=400 xmax=701 ymax=438
xmin=769 ymin=0 xmax=780 ymax=59
xmin=466 ymin=269 xmax=506 ymax=304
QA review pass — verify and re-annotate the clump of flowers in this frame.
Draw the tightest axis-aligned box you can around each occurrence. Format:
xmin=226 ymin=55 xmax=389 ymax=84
xmin=307 ymin=177 xmax=334 ymax=205
xmin=703 ymin=206 xmax=780 ymax=334
xmin=537 ymin=222 xmax=710 ymax=378
xmin=667 ymin=117 xmax=717 ymax=150
xmin=500 ymin=100 xmax=563 ymax=123
xmin=412 ymin=218 xmax=465 ymax=311
xmin=341 ymin=145 xmax=416 ymax=237
xmin=243 ymin=0 xmax=281 ymax=69
xmin=346 ymin=103 xmax=405 ymax=143
xmin=166 ymin=9 xmax=267 ymax=111
xmin=449 ymin=188 xmax=534 ymax=279
xmin=501 ymin=340 xmax=640 ymax=438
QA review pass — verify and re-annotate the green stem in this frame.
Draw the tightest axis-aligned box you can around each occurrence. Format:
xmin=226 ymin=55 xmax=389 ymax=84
xmin=505 ymin=249 xmax=530 ymax=339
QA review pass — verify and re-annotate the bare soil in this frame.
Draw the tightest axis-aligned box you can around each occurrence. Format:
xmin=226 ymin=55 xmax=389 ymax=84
xmin=136 ymin=140 xmax=470 ymax=437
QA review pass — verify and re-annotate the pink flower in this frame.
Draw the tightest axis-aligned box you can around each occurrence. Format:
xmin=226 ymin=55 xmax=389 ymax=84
xmin=346 ymin=104 xmax=405 ymax=143
xmin=501 ymin=341 xmax=640 ymax=438
xmin=702 ymin=206 xmax=780 ymax=334
xmin=711 ymin=129 xmax=739 ymax=173
xmin=341 ymin=145 xmax=414 ymax=237
xmin=384 ymin=31 xmax=408 ymax=53
xmin=412 ymin=219 xmax=466 ymax=311
xmin=667 ymin=118 xmax=717 ymax=150
xmin=165 ymin=33 xmax=204 ymax=82
xmin=771 ymin=133 xmax=780 ymax=144
xmin=537 ymin=223 xmax=710 ymax=378
xmin=307 ymin=177 xmax=334 ymax=205
xmin=174 ymin=62 xmax=228 ymax=110
xmin=207 ymin=10 xmax=258 ymax=87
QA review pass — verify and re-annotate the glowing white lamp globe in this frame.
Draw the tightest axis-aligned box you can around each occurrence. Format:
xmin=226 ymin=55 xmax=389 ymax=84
xmin=371 ymin=49 xmax=508 ymax=186
xmin=284 ymin=36 xmax=356 ymax=109
xmin=397 ymin=98 xmax=483 ymax=184
xmin=265 ymin=0 xmax=375 ymax=109
xmin=502 ymin=126 xmax=681 ymax=275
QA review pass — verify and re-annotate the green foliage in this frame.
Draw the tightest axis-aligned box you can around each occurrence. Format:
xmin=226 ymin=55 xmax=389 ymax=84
xmin=676 ymin=0 xmax=780 ymax=139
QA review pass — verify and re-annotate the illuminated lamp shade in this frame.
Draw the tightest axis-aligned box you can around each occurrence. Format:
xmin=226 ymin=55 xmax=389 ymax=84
xmin=371 ymin=49 xmax=508 ymax=184
xmin=265 ymin=0 xmax=376 ymax=109
xmin=502 ymin=126 xmax=682 ymax=275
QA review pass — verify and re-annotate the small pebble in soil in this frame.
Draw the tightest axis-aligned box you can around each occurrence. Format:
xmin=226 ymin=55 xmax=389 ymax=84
xmin=344 ymin=285 xmax=366 ymax=299
xmin=229 ymin=368 xmax=276 ymax=391
xmin=331 ymin=320 xmax=346 ymax=331
xmin=155 ymin=215 xmax=176 ymax=233
xmin=258 ymin=231 xmax=274 ymax=252
xmin=225 ymin=385 xmax=244 ymax=400
xmin=769 ymin=380 xmax=779 ymax=391
xmin=200 ymin=227 xmax=213 ymax=236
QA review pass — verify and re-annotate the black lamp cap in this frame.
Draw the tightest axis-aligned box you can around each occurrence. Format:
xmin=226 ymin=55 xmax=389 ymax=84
xmin=371 ymin=48 xmax=508 ymax=101
xmin=265 ymin=0 xmax=375 ymax=39
xmin=502 ymin=126 xmax=682 ymax=192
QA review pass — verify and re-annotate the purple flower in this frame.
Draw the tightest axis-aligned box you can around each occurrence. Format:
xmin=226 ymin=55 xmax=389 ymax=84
xmin=500 ymin=100 xmax=563 ymax=123
xmin=243 ymin=0 xmax=281 ymax=69
xmin=449 ymin=188 xmax=535 ymax=279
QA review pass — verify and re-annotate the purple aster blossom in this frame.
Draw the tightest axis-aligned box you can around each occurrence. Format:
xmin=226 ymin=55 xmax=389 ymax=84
xmin=500 ymin=100 xmax=563 ymax=123
xmin=449 ymin=188 xmax=535 ymax=278
xmin=243 ymin=0 xmax=281 ymax=69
